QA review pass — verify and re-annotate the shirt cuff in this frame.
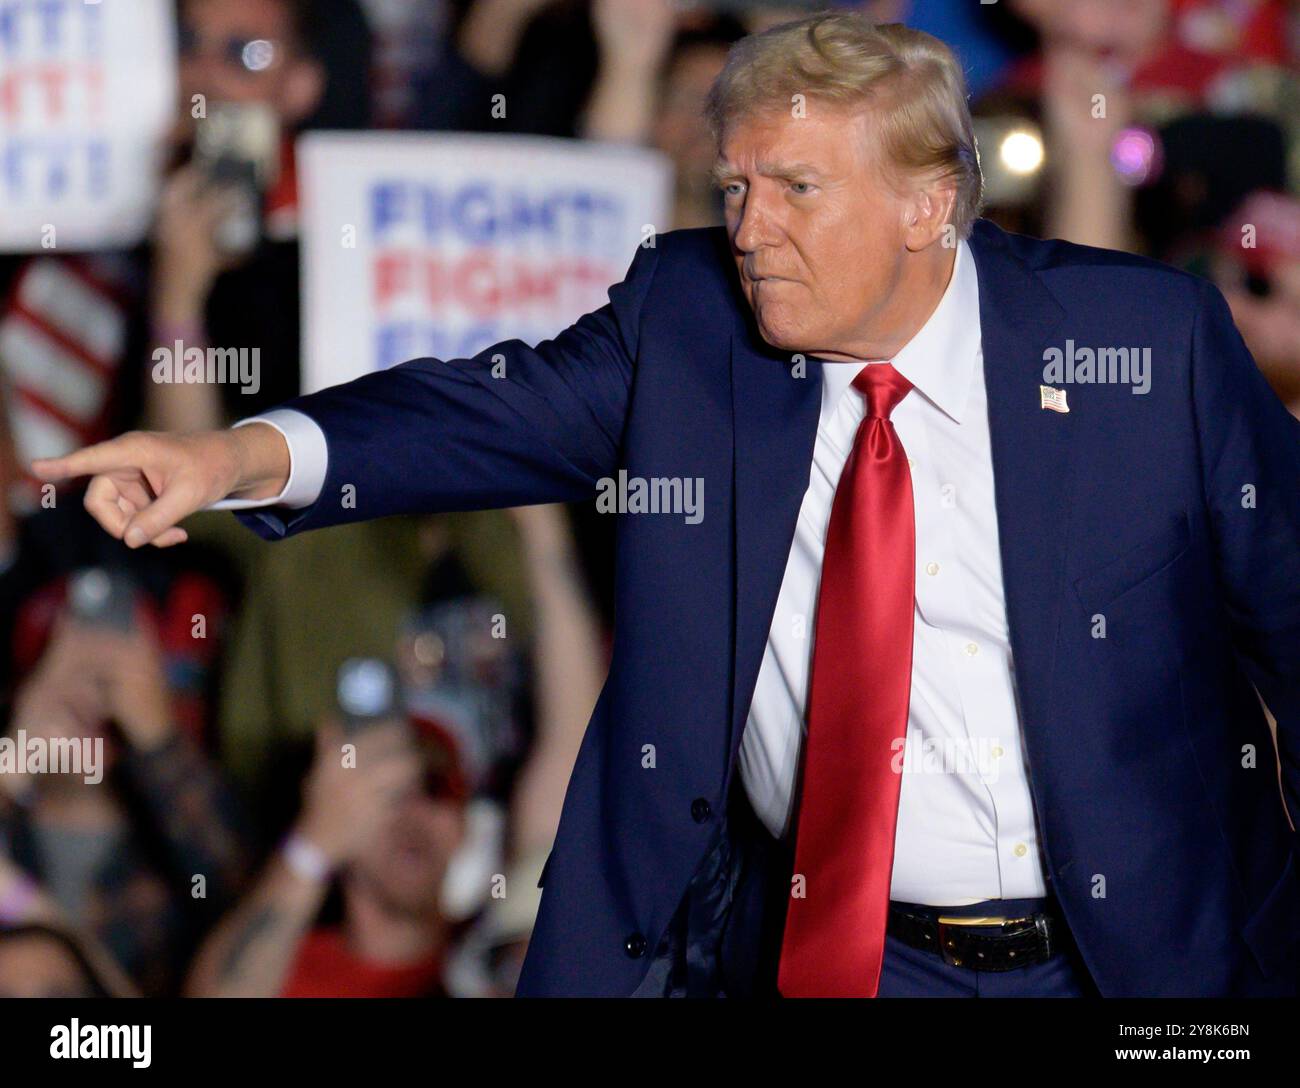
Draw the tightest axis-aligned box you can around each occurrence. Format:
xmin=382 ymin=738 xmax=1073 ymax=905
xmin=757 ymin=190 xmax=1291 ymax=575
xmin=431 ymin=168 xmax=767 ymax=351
xmin=206 ymin=409 xmax=328 ymax=511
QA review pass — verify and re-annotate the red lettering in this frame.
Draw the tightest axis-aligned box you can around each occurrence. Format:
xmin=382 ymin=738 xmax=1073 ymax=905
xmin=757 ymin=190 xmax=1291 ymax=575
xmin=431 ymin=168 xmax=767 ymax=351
xmin=373 ymin=251 xmax=412 ymax=310
xmin=372 ymin=250 xmax=622 ymax=319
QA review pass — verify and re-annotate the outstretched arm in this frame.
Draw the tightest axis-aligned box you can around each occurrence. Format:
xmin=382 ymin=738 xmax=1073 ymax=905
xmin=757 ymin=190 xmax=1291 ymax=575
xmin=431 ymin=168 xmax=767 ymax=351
xmin=31 ymin=242 xmax=660 ymax=548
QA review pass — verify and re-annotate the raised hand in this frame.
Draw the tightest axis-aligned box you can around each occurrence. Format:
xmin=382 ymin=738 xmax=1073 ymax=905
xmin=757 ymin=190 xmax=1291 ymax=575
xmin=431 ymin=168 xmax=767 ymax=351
xmin=295 ymin=721 xmax=423 ymax=867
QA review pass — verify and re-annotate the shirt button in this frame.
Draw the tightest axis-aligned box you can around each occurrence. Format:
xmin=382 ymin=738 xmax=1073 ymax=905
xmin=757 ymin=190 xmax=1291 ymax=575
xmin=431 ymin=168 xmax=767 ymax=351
xmin=964 ymin=642 xmax=979 ymax=656
xmin=925 ymin=562 xmax=940 ymax=576
xmin=991 ymin=745 xmax=1005 ymax=759
xmin=691 ymin=798 xmax=712 ymax=823
xmin=1014 ymin=843 xmax=1028 ymax=858
xmin=625 ymin=933 xmax=647 ymax=958
xmin=908 ymin=457 xmax=916 ymax=470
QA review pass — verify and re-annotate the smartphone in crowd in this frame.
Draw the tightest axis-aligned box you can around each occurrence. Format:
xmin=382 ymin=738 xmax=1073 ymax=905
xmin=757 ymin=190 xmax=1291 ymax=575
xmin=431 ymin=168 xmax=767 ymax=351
xmin=191 ymin=101 xmax=281 ymax=257
xmin=335 ymin=657 xmax=404 ymax=735
xmin=66 ymin=568 xmax=137 ymax=632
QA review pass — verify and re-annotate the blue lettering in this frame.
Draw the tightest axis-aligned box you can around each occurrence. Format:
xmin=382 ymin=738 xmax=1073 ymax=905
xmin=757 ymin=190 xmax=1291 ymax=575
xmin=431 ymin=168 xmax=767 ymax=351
xmin=365 ymin=180 xmax=627 ymax=252
xmin=370 ymin=181 xmax=407 ymax=242
xmin=0 ymin=0 xmax=100 ymax=59
xmin=451 ymin=183 xmax=496 ymax=246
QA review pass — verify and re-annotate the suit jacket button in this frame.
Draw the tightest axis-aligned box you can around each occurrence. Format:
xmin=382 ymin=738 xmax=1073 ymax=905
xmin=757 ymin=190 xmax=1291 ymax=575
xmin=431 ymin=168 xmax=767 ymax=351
xmin=691 ymin=798 xmax=712 ymax=823
xmin=625 ymin=933 xmax=647 ymax=958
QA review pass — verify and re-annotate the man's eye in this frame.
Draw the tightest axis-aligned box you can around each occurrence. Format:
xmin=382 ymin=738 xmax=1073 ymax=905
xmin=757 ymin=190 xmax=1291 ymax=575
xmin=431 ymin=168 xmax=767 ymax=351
xmin=790 ymin=182 xmax=814 ymax=195
xmin=722 ymin=182 xmax=745 ymax=197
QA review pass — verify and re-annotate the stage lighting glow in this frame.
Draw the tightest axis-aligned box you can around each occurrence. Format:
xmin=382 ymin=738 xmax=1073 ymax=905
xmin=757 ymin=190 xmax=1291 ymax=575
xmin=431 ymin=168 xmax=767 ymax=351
xmin=999 ymin=131 xmax=1044 ymax=175
xmin=1111 ymin=127 xmax=1159 ymax=186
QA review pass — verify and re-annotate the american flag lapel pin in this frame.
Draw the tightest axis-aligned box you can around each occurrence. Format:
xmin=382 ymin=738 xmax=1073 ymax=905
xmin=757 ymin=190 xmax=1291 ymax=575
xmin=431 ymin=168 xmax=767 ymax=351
xmin=1039 ymin=385 xmax=1069 ymax=413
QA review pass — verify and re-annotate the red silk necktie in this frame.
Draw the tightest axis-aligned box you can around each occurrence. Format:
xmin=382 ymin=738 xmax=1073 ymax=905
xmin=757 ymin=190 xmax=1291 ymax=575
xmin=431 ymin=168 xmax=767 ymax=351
xmin=777 ymin=362 xmax=916 ymax=998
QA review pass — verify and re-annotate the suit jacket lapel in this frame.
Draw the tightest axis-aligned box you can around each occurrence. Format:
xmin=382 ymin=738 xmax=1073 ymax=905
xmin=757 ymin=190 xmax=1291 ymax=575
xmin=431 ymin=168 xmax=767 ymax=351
xmin=968 ymin=219 xmax=1071 ymax=734
xmin=726 ymin=321 xmax=823 ymax=781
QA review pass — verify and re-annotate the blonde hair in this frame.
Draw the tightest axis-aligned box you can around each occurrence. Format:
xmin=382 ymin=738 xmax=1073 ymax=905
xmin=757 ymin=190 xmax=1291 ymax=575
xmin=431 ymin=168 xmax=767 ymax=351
xmin=705 ymin=12 xmax=984 ymax=238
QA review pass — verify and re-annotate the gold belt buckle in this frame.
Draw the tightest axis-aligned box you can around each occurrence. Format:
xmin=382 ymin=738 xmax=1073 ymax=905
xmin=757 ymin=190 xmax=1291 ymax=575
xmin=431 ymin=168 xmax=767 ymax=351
xmin=936 ymin=915 xmax=1024 ymax=927
xmin=934 ymin=915 xmax=1031 ymax=968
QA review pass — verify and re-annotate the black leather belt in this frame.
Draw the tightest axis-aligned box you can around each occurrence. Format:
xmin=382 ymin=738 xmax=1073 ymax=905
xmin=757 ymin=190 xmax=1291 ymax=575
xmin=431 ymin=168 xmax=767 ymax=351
xmin=886 ymin=902 xmax=1062 ymax=971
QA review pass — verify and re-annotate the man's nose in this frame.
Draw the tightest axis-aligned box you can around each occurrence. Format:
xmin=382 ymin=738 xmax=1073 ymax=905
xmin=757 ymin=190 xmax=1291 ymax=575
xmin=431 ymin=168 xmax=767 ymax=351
xmin=732 ymin=193 xmax=781 ymax=253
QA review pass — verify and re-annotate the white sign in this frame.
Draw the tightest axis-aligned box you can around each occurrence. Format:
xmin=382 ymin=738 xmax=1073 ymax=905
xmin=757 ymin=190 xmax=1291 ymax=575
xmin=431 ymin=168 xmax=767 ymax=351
xmin=298 ymin=131 xmax=673 ymax=393
xmin=0 ymin=0 xmax=177 ymax=252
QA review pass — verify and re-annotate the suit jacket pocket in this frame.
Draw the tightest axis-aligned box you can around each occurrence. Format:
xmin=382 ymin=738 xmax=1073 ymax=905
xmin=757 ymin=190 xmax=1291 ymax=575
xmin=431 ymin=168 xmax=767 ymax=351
xmin=1073 ymin=510 xmax=1191 ymax=615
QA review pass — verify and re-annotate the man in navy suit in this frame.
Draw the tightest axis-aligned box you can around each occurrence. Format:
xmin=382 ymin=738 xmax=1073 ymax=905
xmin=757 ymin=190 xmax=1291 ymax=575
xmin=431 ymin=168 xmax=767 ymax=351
xmin=38 ymin=13 xmax=1299 ymax=997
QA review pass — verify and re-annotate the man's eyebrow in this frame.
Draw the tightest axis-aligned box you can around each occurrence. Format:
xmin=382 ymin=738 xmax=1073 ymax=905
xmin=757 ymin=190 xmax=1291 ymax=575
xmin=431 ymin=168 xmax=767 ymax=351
xmin=760 ymin=161 xmax=827 ymax=179
xmin=709 ymin=160 xmax=829 ymax=184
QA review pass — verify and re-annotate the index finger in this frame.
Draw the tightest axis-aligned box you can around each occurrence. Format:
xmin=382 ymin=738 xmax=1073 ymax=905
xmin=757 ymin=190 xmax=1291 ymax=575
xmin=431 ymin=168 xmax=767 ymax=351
xmin=31 ymin=436 xmax=141 ymax=482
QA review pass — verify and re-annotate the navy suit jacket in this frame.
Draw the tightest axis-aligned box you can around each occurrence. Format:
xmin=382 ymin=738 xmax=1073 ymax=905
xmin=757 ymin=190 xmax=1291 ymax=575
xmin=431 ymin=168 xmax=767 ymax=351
xmin=238 ymin=218 xmax=1300 ymax=996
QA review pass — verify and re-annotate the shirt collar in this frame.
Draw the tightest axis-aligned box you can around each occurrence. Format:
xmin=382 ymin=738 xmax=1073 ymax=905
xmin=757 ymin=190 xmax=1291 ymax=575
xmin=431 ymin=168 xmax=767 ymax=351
xmin=818 ymin=237 xmax=980 ymax=424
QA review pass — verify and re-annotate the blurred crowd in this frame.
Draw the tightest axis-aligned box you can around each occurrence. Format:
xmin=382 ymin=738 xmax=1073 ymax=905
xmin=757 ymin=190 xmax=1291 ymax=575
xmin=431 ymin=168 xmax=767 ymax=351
xmin=0 ymin=0 xmax=1298 ymax=998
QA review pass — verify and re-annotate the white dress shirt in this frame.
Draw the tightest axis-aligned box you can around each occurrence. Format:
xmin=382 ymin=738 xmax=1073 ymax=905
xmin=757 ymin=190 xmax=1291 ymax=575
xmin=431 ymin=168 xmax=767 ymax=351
xmin=212 ymin=238 xmax=1047 ymax=906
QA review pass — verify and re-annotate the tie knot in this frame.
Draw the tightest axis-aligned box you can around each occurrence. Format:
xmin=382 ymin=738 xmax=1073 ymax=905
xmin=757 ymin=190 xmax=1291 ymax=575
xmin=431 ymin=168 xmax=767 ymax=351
xmin=852 ymin=362 xmax=912 ymax=420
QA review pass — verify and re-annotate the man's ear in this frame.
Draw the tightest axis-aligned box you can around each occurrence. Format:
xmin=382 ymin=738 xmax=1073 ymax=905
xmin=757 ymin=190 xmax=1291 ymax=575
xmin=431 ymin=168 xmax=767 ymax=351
xmin=281 ymin=57 xmax=325 ymax=127
xmin=902 ymin=182 xmax=957 ymax=252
